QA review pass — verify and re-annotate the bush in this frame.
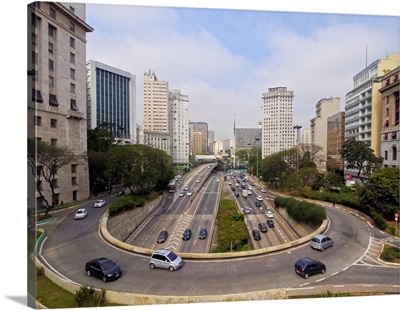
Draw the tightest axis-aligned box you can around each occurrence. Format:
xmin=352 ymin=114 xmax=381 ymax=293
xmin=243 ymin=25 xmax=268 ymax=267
xmin=380 ymin=245 xmax=400 ymax=263
xmin=370 ymin=211 xmax=387 ymax=231
xmin=109 ymin=194 xmax=145 ymax=216
xmin=74 ymin=285 xmax=96 ymax=307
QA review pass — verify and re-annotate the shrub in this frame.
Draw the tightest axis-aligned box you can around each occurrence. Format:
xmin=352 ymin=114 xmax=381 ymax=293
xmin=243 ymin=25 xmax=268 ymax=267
xmin=370 ymin=211 xmax=387 ymax=231
xmin=380 ymin=245 xmax=400 ymax=263
xmin=109 ymin=195 xmax=145 ymax=216
xmin=74 ymin=285 xmax=96 ymax=307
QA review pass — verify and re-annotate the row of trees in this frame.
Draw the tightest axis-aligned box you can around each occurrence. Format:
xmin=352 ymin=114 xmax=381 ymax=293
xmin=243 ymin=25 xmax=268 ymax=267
xmin=245 ymin=138 xmax=398 ymax=220
xmin=28 ymin=126 xmax=175 ymax=216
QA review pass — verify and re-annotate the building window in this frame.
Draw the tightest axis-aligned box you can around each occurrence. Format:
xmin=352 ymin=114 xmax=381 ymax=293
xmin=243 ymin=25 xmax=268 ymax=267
xmin=50 ymin=139 xmax=57 ymax=146
xmin=34 ymin=115 xmax=42 ymax=126
xmin=49 ymin=7 xmax=56 ymax=19
xmin=70 ymin=83 xmax=76 ymax=94
xmin=31 ymin=70 xmax=38 ymax=81
xmin=393 ymin=146 xmax=398 ymax=161
xmin=49 ymin=94 xmax=59 ymax=107
xmin=31 ymin=13 xmax=38 ymax=27
xmin=70 ymin=99 xmax=78 ymax=111
xmin=385 ymin=150 xmax=388 ymax=160
xmin=392 ymin=132 xmax=397 ymax=140
xmin=70 ymin=22 xmax=75 ymax=32
xmin=73 ymin=191 xmax=78 ymax=201
xmin=70 ymin=37 xmax=75 ymax=48
xmin=49 ymin=75 xmax=54 ymax=87
xmin=48 ymin=24 xmax=56 ymax=37
xmin=386 ymin=107 xmax=390 ymax=117
xmin=69 ymin=6 xmax=75 ymax=13
xmin=70 ymin=68 xmax=75 ymax=79
xmin=50 ymin=119 xmax=57 ymax=128
xmin=32 ymin=51 xmax=38 ymax=64
xmin=48 ymin=42 xmax=54 ymax=53
xmin=385 ymin=120 xmax=389 ymax=127
xmin=51 ymin=179 xmax=58 ymax=188
xmin=70 ymin=52 xmax=75 ymax=64
xmin=32 ymin=89 xmax=44 ymax=103
xmin=72 ymin=177 xmax=77 ymax=186
xmin=49 ymin=59 xmax=54 ymax=71
xmin=32 ymin=33 xmax=38 ymax=45
xmin=71 ymin=164 xmax=77 ymax=173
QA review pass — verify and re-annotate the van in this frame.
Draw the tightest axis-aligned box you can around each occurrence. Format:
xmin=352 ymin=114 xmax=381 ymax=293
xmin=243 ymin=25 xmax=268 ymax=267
xmin=310 ymin=234 xmax=333 ymax=251
xmin=149 ymin=249 xmax=183 ymax=271
xmin=242 ymin=190 xmax=248 ymax=198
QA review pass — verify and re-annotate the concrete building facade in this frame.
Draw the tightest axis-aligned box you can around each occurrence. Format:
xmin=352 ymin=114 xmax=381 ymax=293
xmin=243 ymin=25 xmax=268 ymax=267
xmin=28 ymin=2 xmax=93 ymax=210
xmin=86 ymin=60 xmax=137 ymax=144
xmin=326 ymin=112 xmax=345 ymax=174
xmin=189 ymin=122 xmax=209 ymax=154
xmin=261 ymin=87 xmax=295 ymax=158
xmin=310 ymin=97 xmax=341 ymax=171
xmin=169 ymin=89 xmax=189 ymax=168
xmin=344 ymin=54 xmax=400 ymax=180
xmin=379 ymin=66 xmax=400 ymax=168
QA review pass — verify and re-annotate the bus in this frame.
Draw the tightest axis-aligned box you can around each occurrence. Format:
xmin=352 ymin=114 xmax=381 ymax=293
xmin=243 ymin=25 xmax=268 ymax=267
xmin=168 ymin=179 xmax=177 ymax=192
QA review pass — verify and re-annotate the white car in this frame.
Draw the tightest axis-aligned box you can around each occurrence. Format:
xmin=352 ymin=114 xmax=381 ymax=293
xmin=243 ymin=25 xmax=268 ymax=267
xmin=265 ymin=210 xmax=274 ymax=218
xmin=247 ymin=190 xmax=252 ymax=195
xmin=187 ymin=191 xmax=193 ymax=196
xmin=75 ymin=208 xmax=87 ymax=219
xmin=256 ymin=195 xmax=263 ymax=201
xmin=94 ymin=199 xmax=106 ymax=208
xmin=248 ymin=186 xmax=253 ymax=190
xmin=179 ymin=192 xmax=185 ymax=197
xmin=260 ymin=188 xmax=267 ymax=193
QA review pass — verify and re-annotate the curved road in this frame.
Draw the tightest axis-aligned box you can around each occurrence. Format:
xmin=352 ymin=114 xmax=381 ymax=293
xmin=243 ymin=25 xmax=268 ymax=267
xmin=38 ymin=196 xmax=399 ymax=298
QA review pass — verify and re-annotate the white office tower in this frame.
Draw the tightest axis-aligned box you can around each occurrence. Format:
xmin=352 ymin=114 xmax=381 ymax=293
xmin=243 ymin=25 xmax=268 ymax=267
xmin=261 ymin=87 xmax=295 ymax=157
xmin=169 ymin=89 xmax=190 ymax=168
xmin=143 ymin=70 xmax=169 ymax=133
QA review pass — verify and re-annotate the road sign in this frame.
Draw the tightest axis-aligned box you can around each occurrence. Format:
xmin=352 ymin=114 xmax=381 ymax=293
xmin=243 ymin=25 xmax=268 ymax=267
xmin=395 ymin=213 xmax=398 ymax=222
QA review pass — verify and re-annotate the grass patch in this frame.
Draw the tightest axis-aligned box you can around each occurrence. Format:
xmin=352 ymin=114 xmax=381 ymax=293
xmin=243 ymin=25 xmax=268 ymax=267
xmin=36 ymin=272 xmax=76 ymax=308
xmin=380 ymin=244 xmax=400 ymax=264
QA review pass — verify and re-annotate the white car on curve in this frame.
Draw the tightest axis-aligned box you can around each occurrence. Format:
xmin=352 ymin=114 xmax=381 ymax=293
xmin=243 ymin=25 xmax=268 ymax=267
xmin=94 ymin=199 xmax=106 ymax=208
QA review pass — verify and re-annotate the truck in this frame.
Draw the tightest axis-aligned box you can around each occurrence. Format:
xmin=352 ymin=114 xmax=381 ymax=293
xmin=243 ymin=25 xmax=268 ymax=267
xmin=242 ymin=190 xmax=248 ymax=198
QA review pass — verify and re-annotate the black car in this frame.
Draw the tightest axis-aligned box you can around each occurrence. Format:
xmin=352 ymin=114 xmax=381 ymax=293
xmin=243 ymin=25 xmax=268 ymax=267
xmin=182 ymin=228 xmax=192 ymax=241
xmin=267 ymin=219 xmax=275 ymax=228
xmin=252 ymin=229 xmax=261 ymax=241
xmin=116 ymin=190 xmax=125 ymax=196
xmin=85 ymin=257 xmax=122 ymax=282
xmin=199 ymin=228 xmax=207 ymax=239
xmin=294 ymin=257 xmax=326 ymax=279
xmin=255 ymin=201 xmax=261 ymax=208
xmin=258 ymin=223 xmax=268 ymax=233
xmin=235 ymin=192 xmax=240 ymax=197
xmin=157 ymin=230 xmax=168 ymax=243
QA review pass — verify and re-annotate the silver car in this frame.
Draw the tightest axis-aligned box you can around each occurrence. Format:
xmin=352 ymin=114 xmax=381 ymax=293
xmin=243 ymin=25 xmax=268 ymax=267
xmin=311 ymin=234 xmax=333 ymax=251
xmin=149 ymin=249 xmax=183 ymax=271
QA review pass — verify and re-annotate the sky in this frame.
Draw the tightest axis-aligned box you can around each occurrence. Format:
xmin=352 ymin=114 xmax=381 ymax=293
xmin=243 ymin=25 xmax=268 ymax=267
xmin=0 ymin=1 xmax=398 ymax=310
xmin=84 ymin=0 xmax=399 ymax=140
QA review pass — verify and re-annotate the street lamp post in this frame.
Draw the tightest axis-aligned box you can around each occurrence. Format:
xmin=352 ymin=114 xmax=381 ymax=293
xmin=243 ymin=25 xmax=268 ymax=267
xmin=293 ymin=125 xmax=302 ymax=171
xmin=255 ymin=137 xmax=260 ymax=179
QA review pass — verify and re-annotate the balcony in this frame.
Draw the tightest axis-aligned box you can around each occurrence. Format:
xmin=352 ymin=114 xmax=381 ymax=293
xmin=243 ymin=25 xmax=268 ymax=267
xmin=67 ymin=109 xmax=84 ymax=120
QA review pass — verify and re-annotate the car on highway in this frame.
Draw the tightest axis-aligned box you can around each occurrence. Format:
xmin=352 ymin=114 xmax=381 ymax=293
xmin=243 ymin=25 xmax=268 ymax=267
xmin=255 ymin=201 xmax=261 ymax=208
xmin=75 ymin=208 xmax=87 ymax=220
xmin=179 ymin=192 xmax=185 ymax=197
xmin=184 ymin=186 xmax=190 ymax=191
xmin=252 ymin=229 xmax=261 ymax=241
xmin=187 ymin=191 xmax=193 ymax=196
xmin=149 ymin=249 xmax=183 ymax=272
xmin=247 ymin=190 xmax=252 ymax=195
xmin=199 ymin=228 xmax=207 ymax=240
xmin=196 ymin=179 xmax=200 ymax=183
xmin=294 ymin=257 xmax=326 ymax=279
xmin=248 ymin=186 xmax=253 ymax=190
xmin=256 ymin=195 xmax=263 ymax=201
xmin=260 ymin=188 xmax=267 ymax=193
xmin=182 ymin=228 xmax=192 ymax=240
xmin=244 ymin=207 xmax=252 ymax=214
xmin=231 ymin=186 xmax=236 ymax=191
xmin=235 ymin=192 xmax=240 ymax=197
xmin=267 ymin=219 xmax=275 ymax=228
xmin=310 ymin=234 xmax=333 ymax=251
xmin=258 ymin=223 xmax=268 ymax=233
xmin=115 ymin=190 xmax=125 ymax=196
xmin=157 ymin=230 xmax=168 ymax=243
xmin=94 ymin=199 xmax=106 ymax=208
xmin=265 ymin=210 xmax=274 ymax=218
xmin=85 ymin=257 xmax=122 ymax=282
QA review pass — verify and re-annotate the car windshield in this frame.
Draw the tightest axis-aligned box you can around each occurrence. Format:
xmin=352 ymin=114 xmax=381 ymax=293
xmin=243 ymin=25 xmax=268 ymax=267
xmin=167 ymin=252 xmax=178 ymax=261
xmin=101 ymin=260 xmax=115 ymax=270
xmin=312 ymin=237 xmax=321 ymax=243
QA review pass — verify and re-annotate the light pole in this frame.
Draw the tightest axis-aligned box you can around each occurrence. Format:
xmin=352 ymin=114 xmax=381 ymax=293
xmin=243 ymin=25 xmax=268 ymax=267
xmin=293 ymin=125 xmax=302 ymax=171
xmin=255 ymin=137 xmax=260 ymax=179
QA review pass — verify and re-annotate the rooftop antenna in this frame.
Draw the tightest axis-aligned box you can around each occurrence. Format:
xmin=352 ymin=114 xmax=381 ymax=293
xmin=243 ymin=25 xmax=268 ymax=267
xmin=365 ymin=44 xmax=368 ymax=67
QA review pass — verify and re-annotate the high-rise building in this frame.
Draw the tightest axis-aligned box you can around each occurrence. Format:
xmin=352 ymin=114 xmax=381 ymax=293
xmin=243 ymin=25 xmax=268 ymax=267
xmin=189 ymin=122 xmax=209 ymax=154
xmin=169 ymin=89 xmax=189 ymax=169
xmin=86 ymin=60 xmax=137 ymax=144
xmin=310 ymin=97 xmax=341 ymax=171
xmin=143 ymin=70 xmax=169 ymax=133
xmin=261 ymin=87 xmax=295 ymax=157
xmin=379 ymin=66 xmax=400 ymax=168
xmin=344 ymin=54 xmax=400 ymax=180
xmin=326 ymin=112 xmax=345 ymax=174
xmin=28 ymin=2 xmax=93 ymax=210
xmin=302 ymin=128 xmax=311 ymax=145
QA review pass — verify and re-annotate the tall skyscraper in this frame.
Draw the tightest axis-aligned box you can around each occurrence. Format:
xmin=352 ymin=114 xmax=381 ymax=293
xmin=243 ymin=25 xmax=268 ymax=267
xmin=261 ymin=87 xmax=295 ymax=157
xmin=86 ymin=60 xmax=137 ymax=144
xmin=143 ymin=70 xmax=169 ymax=133
xmin=169 ymin=89 xmax=189 ymax=168
xmin=189 ymin=122 xmax=209 ymax=154
xmin=28 ymin=2 xmax=93 ymax=209
xmin=310 ymin=97 xmax=340 ymax=171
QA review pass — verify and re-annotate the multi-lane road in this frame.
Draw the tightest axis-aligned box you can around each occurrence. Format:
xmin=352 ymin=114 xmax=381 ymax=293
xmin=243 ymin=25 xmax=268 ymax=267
xmin=37 ymin=164 xmax=400 ymax=300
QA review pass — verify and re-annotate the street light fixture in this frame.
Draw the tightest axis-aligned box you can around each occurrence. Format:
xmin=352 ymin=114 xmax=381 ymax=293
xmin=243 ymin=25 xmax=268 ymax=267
xmin=255 ymin=137 xmax=260 ymax=179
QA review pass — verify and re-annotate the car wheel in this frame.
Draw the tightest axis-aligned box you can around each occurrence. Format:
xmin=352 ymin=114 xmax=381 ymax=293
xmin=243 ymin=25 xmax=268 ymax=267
xmin=304 ymin=273 xmax=309 ymax=279
xmin=86 ymin=270 xmax=91 ymax=276
xmin=321 ymin=268 xmax=326 ymax=274
xmin=102 ymin=275 xmax=107 ymax=282
xmin=169 ymin=266 xmax=175 ymax=272
xmin=150 ymin=263 xmax=155 ymax=269
xmin=321 ymin=247 xmax=324 ymax=252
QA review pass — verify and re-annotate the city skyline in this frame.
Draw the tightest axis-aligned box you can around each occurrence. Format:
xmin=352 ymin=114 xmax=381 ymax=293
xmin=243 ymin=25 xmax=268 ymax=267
xmin=85 ymin=0 xmax=398 ymax=140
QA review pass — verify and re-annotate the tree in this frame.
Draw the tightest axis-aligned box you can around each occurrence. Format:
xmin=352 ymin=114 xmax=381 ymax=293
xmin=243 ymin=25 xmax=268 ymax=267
xmin=341 ymin=138 xmax=383 ymax=181
xmin=28 ymin=138 xmax=77 ymax=216
xmin=360 ymin=167 xmax=400 ymax=219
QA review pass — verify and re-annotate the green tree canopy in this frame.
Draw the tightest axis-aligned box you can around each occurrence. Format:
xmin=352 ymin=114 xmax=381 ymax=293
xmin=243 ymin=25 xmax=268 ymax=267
xmin=360 ymin=166 xmax=400 ymax=219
